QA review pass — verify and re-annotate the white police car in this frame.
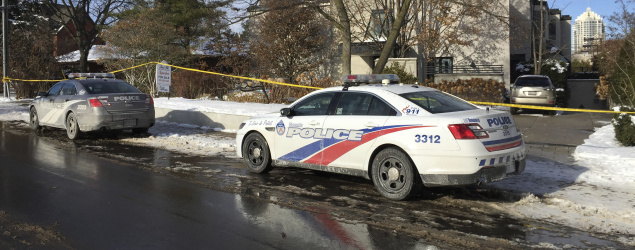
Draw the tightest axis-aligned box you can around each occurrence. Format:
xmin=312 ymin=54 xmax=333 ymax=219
xmin=236 ymin=74 xmax=525 ymax=200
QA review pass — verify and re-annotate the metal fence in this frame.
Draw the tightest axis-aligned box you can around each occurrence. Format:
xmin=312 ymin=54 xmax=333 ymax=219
xmin=425 ymin=65 xmax=504 ymax=75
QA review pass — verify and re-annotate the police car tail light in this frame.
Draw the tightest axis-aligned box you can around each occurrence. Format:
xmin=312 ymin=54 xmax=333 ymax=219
xmin=467 ymin=124 xmax=489 ymax=139
xmin=448 ymin=123 xmax=489 ymax=139
xmin=89 ymin=98 xmax=103 ymax=108
xmin=145 ymin=95 xmax=154 ymax=105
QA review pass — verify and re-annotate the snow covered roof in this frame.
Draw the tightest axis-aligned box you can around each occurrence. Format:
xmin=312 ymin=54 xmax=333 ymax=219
xmin=56 ymin=45 xmax=108 ymax=63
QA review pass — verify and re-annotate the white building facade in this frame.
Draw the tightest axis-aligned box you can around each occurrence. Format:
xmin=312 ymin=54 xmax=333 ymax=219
xmin=572 ymin=7 xmax=605 ymax=54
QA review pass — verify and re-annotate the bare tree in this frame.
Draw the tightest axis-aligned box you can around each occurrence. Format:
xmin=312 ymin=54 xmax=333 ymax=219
xmin=599 ymin=0 xmax=635 ymax=106
xmin=46 ymin=0 xmax=132 ymax=72
xmin=99 ymin=8 xmax=189 ymax=94
xmin=5 ymin=1 xmax=63 ymax=98
xmin=250 ymin=0 xmax=329 ymax=81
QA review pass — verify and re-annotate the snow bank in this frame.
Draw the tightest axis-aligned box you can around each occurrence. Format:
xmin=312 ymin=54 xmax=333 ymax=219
xmin=154 ymin=97 xmax=286 ymax=117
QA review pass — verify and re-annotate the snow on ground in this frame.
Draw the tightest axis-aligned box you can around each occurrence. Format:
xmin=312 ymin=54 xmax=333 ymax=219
xmin=154 ymin=97 xmax=287 ymax=117
xmin=491 ymin=121 xmax=635 ymax=244
xmin=1 ymin=97 xmax=634 ymax=242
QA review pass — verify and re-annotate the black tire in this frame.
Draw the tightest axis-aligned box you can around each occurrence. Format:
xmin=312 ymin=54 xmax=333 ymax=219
xmin=132 ymin=127 xmax=149 ymax=134
xmin=29 ymin=107 xmax=41 ymax=131
xmin=371 ymin=148 xmax=421 ymax=201
xmin=242 ymin=133 xmax=272 ymax=173
xmin=510 ymin=107 xmax=518 ymax=115
xmin=66 ymin=112 xmax=81 ymax=140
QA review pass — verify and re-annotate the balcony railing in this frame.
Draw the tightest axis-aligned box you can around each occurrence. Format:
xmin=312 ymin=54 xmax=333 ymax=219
xmin=424 ymin=65 xmax=504 ymax=75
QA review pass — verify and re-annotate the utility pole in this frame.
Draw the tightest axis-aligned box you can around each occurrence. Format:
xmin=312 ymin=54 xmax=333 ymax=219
xmin=2 ymin=0 xmax=8 ymax=98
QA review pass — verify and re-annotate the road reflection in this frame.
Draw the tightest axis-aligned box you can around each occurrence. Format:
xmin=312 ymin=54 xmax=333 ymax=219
xmin=234 ymin=194 xmax=431 ymax=250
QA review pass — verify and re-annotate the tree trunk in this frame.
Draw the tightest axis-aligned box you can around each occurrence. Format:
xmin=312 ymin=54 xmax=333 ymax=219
xmin=372 ymin=0 xmax=412 ymax=74
xmin=79 ymin=46 xmax=89 ymax=73
xmin=333 ymin=0 xmax=351 ymax=75
xmin=534 ymin=0 xmax=544 ymax=75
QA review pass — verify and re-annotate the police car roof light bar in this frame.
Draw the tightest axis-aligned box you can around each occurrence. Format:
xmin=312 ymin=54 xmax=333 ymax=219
xmin=68 ymin=73 xmax=116 ymax=79
xmin=341 ymin=74 xmax=400 ymax=85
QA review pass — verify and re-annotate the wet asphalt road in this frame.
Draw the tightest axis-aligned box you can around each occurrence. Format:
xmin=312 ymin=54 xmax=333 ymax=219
xmin=0 ymin=124 xmax=434 ymax=249
xmin=0 ymin=116 xmax=629 ymax=249
xmin=0 ymin=128 xmax=278 ymax=249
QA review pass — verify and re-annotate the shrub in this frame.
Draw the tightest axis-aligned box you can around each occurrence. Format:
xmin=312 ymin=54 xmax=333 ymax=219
xmin=171 ymin=69 xmax=232 ymax=99
xmin=613 ymin=107 xmax=635 ymax=146
xmin=382 ymin=62 xmax=417 ymax=84
xmin=225 ymin=75 xmax=337 ymax=104
xmin=420 ymin=78 xmax=507 ymax=103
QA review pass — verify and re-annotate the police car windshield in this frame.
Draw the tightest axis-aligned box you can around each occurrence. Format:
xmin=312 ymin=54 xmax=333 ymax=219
xmin=400 ymin=91 xmax=477 ymax=114
xmin=81 ymin=81 xmax=142 ymax=94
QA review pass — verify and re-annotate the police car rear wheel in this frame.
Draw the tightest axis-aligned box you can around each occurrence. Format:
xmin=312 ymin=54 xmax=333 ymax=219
xmin=29 ymin=107 xmax=41 ymax=131
xmin=243 ymin=133 xmax=272 ymax=173
xmin=66 ymin=112 xmax=81 ymax=140
xmin=372 ymin=148 xmax=420 ymax=201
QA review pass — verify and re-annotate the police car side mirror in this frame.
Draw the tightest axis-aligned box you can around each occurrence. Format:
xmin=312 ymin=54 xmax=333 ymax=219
xmin=280 ymin=108 xmax=292 ymax=117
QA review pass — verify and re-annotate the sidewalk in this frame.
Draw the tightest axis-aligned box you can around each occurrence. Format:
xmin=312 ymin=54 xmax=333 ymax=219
xmin=514 ymin=112 xmax=612 ymax=164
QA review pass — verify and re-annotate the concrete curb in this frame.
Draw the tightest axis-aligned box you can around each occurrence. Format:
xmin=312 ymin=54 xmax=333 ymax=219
xmin=154 ymin=107 xmax=252 ymax=130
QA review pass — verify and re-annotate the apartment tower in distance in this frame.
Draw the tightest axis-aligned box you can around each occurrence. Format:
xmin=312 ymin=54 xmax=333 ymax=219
xmin=572 ymin=7 xmax=605 ymax=55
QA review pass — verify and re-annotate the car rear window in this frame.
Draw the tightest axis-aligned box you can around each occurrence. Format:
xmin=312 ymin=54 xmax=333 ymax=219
xmin=400 ymin=91 xmax=477 ymax=114
xmin=515 ymin=77 xmax=552 ymax=87
xmin=81 ymin=81 xmax=142 ymax=94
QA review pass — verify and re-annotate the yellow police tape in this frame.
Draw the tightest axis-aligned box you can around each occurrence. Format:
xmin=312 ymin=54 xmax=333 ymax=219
xmin=152 ymin=62 xmax=323 ymax=90
xmin=471 ymin=101 xmax=635 ymax=115
xmin=2 ymin=62 xmax=635 ymax=115
xmin=2 ymin=76 xmax=59 ymax=82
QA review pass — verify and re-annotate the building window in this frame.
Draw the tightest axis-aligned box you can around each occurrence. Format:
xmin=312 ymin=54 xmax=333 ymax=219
xmin=426 ymin=57 xmax=454 ymax=75
xmin=365 ymin=10 xmax=390 ymax=41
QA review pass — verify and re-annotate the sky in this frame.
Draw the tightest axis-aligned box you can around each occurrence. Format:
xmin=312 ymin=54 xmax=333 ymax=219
xmin=556 ymin=0 xmax=629 ymax=22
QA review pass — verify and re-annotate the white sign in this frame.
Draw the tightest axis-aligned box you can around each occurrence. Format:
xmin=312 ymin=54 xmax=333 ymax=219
xmin=156 ymin=64 xmax=172 ymax=93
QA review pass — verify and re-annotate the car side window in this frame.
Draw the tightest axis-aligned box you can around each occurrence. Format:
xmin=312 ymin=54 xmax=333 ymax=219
xmin=61 ymin=83 xmax=77 ymax=96
xmin=335 ymin=92 xmax=395 ymax=116
xmin=47 ymin=82 xmax=64 ymax=96
xmin=292 ymin=93 xmax=336 ymax=116
xmin=367 ymin=97 xmax=396 ymax=116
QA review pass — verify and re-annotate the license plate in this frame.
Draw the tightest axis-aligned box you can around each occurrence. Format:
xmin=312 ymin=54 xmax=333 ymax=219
xmin=505 ymin=161 xmax=516 ymax=174
xmin=526 ymin=91 xmax=537 ymax=96
xmin=124 ymin=119 xmax=137 ymax=127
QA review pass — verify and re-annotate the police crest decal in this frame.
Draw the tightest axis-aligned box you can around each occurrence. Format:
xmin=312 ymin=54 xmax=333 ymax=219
xmin=276 ymin=120 xmax=285 ymax=135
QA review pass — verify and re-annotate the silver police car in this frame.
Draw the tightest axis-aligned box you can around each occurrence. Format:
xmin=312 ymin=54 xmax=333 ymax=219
xmin=29 ymin=73 xmax=155 ymax=139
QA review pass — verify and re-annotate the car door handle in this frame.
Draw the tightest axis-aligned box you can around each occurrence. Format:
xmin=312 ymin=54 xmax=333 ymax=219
xmin=309 ymin=120 xmax=320 ymax=126
xmin=365 ymin=122 xmax=378 ymax=127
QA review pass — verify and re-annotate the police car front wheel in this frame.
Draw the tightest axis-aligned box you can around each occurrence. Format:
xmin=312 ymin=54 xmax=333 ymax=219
xmin=371 ymin=148 xmax=421 ymax=201
xmin=242 ymin=133 xmax=273 ymax=173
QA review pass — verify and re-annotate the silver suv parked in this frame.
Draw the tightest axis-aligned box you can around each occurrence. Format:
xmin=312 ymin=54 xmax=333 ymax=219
xmin=509 ymin=75 xmax=556 ymax=115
